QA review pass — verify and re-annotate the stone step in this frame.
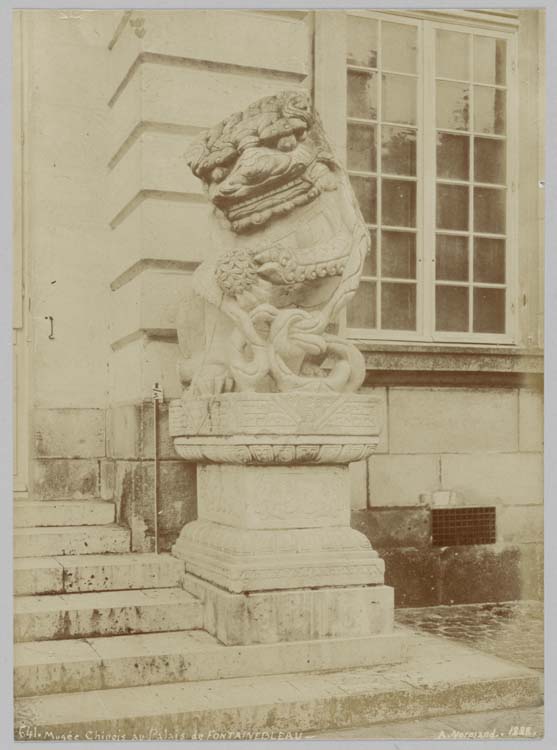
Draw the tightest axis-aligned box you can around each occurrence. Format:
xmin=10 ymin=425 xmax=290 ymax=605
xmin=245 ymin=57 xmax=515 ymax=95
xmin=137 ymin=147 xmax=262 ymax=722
xmin=13 ymin=525 xmax=130 ymax=558
xmin=14 ymin=588 xmax=201 ymax=642
xmin=14 ymin=630 xmax=410 ymax=697
xmin=13 ymin=553 xmax=184 ymax=596
xmin=14 ymin=633 xmax=542 ymax=741
xmin=14 ymin=501 xmax=115 ymax=528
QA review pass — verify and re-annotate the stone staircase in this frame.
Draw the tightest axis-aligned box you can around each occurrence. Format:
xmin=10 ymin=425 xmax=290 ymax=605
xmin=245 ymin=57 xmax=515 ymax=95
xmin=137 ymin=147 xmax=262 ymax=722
xmin=13 ymin=501 xmax=203 ymax=710
xmin=13 ymin=500 xmax=543 ymax=741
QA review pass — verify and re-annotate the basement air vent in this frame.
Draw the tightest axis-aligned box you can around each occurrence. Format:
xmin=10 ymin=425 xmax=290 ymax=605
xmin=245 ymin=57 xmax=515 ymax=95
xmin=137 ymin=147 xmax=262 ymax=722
xmin=431 ymin=507 xmax=496 ymax=547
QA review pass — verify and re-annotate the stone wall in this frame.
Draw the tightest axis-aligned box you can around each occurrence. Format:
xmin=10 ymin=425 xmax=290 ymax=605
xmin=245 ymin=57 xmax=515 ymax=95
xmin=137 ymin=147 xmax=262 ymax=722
xmin=349 ymin=385 xmax=543 ymax=605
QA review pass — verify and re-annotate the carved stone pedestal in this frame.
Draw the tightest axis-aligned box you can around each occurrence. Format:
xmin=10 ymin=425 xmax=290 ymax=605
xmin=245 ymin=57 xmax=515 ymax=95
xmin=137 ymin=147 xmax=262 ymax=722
xmin=170 ymin=392 xmax=398 ymax=647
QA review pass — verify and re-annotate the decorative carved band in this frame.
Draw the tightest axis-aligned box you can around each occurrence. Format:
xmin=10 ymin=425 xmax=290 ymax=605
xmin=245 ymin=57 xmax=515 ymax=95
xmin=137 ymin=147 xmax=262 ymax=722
xmin=174 ymin=439 xmax=377 ymax=465
xmin=170 ymin=392 xmax=382 ymax=436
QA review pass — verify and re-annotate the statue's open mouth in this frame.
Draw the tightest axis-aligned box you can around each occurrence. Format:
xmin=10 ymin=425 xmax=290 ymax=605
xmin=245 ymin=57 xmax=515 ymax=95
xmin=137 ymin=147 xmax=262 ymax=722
xmin=220 ymin=176 xmax=320 ymax=233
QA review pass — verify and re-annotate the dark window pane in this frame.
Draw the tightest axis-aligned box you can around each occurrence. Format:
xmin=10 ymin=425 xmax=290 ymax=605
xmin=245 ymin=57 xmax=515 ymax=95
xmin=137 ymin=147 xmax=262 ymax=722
xmin=436 ymin=234 xmax=469 ymax=281
xmin=474 ymin=187 xmax=505 ymax=234
xmin=382 ymin=231 xmax=416 ymax=279
xmin=382 ymin=22 xmax=417 ymax=74
xmin=382 ymin=179 xmax=416 ymax=227
xmin=437 ymin=81 xmax=470 ymax=130
xmin=437 ymin=133 xmax=469 ymax=181
xmin=474 ymin=138 xmax=505 ymax=184
xmin=474 ymin=36 xmax=506 ymax=85
xmin=350 ymin=176 xmax=377 ymax=224
xmin=363 ymin=229 xmax=377 ymax=276
xmin=347 ymin=16 xmax=378 ymax=68
xmin=437 ymin=184 xmax=469 ymax=230
xmin=381 ymin=282 xmax=416 ymax=330
xmin=347 ymin=70 xmax=378 ymax=120
xmin=347 ymin=123 xmax=376 ymax=172
xmin=436 ymin=285 xmax=469 ymax=331
xmin=382 ymin=74 xmax=417 ymax=125
xmin=347 ymin=281 xmax=376 ymax=328
xmin=382 ymin=126 xmax=416 ymax=176
xmin=436 ymin=29 xmax=470 ymax=81
xmin=473 ymin=287 xmax=505 ymax=333
xmin=474 ymin=87 xmax=506 ymax=135
xmin=474 ymin=237 xmax=505 ymax=283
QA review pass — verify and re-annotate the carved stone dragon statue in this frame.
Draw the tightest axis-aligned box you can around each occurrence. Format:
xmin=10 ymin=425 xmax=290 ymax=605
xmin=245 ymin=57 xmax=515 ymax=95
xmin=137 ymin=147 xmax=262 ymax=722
xmin=176 ymin=90 xmax=370 ymax=396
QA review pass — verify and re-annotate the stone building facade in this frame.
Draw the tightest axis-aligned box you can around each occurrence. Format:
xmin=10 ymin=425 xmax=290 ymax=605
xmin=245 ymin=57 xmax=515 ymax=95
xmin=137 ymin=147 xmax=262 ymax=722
xmin=13 ymin=9 xmax=544 ymax=606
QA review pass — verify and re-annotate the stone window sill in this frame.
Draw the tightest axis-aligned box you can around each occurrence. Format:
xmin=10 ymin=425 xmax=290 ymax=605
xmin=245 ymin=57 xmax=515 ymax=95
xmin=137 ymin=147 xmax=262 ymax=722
xmin=351 ymin=341 xmax=543 ymax=387
xmin=355 ymin=341 xmax=543 ymax=371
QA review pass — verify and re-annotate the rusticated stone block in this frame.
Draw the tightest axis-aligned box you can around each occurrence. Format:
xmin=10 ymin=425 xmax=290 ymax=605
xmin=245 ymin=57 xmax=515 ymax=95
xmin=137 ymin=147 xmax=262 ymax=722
xmin=108 ymin=402 xmax=175 ymax=460
xmin=498 ymin=505 xmax=543 ymax=544
xmin=352 ymin=507 xmax=431 ymax=549
xmin=381 ymin=542 xmax=543 ymax=609
xmin=114 ymin=459 xmax=196 ymax=552
xmin=388 ymin=388 xmax=518 ymax=454
xmin=158 ymin=461 xmax=197 ymax=550
xmin=378 ymin=548 xmax=442 ymax=608
xmin=518 ymin=543 xmax=543 ymax=600
xmin=440 ymin=453 xmax=543 ymax=505
xmin=518 ymin=388 xmax=543 ymax=452
xmin=34 ymin=408 xmax=106 ymax=458
xmin=438 ymin=545 xmax=522 ymax=605
xmin=368 ymin=454 xmax=440 ymax=507
xmin=99 ymin=458 xmax=115 ymax=500
xmin=32 ymin=459 xmax=99 ymax=500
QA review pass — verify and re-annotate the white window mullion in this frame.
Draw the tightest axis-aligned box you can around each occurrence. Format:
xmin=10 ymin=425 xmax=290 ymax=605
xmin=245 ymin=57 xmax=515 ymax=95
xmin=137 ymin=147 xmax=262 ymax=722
xmin=468 ymin=32 xmax=475 ymax=334
xmin=422 ymin=21 xmax=436 ymax=340
xmin=376 ymin=19 xmax=383 ymax=330
xmin=506 ymin=34 xmax=519 ymax=344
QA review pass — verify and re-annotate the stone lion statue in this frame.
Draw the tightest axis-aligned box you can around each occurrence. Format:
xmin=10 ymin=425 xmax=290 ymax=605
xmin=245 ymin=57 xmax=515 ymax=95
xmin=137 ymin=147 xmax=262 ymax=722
xmin=176 ymin=90 xmax=370 ymax=396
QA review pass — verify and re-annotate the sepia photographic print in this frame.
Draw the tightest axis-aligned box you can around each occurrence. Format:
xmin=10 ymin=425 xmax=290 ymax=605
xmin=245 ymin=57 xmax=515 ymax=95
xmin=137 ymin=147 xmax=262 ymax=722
xmin=6 ymin=3 xmax=551 ymax=745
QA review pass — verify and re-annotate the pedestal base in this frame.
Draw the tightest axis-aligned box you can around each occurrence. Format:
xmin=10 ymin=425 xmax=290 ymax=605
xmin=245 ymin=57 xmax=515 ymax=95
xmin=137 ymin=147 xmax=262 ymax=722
xmin=173 ymin=521 xmax=384 ymax=593
xmin=184 ymin=573 xmax=394 ymax=646
xmin=170 ymin=392 xmax=392 ymax=647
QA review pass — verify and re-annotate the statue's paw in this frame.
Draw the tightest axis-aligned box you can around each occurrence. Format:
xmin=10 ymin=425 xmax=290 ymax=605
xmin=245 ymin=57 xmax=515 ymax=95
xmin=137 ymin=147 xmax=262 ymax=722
xmin=189 ymin=366 xmax=234 ymax=397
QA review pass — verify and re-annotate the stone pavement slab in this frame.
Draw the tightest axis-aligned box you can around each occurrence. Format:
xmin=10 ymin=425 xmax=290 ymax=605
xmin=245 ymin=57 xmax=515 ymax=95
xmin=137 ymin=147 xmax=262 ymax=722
xmin=308 ymin=704 xmax=544 ymax=739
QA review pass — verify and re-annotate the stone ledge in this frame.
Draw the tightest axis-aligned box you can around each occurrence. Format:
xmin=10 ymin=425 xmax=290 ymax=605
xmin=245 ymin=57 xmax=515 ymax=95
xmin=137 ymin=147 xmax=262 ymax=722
xmin=109 ymin=330 xmax=544 ymax=384
xmin=356 ymin=342 xmax=543 ymax=375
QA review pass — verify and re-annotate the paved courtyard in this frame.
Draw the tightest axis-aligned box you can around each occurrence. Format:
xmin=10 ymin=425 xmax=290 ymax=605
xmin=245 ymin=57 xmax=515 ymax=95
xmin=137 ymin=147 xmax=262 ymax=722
xmin=310 ymin=600 xmax=544 ymax=740
xmin=396 ymin=600 xmax=544 ymax=671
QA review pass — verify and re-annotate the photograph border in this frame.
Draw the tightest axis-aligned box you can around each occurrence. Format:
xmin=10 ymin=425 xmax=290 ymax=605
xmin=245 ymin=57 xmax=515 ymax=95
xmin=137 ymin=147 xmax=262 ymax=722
xmin=0 ymin=1 xmax=553 ymax=748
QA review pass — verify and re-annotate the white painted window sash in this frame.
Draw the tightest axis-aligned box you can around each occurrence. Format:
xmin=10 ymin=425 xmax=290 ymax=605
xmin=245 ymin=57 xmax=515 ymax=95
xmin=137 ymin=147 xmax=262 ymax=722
xmin=320 ymin=10 xmax=519 ymax=347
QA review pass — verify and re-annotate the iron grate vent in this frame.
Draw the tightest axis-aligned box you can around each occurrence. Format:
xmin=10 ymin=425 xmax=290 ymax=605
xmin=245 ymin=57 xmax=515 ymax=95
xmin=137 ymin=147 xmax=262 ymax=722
xmin=431 ymin=507 xmax=496 ymax=547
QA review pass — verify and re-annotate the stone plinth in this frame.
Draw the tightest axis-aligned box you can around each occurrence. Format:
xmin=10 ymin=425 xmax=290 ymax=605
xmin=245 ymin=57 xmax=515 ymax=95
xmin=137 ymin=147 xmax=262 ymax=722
xmin=170 ymin=392 xmax=395 ymax=645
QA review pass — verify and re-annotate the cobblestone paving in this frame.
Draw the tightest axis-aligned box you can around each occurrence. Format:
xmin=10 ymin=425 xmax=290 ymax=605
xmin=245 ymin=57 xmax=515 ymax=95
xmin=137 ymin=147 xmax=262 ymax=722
xmin=395 ymin=600 xmax=544 ymax=670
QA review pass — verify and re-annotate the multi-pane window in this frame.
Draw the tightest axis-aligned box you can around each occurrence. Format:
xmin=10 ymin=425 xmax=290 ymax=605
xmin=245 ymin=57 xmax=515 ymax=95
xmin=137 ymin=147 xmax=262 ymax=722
xmin=346 ymin=16 xmax=419 ymax=332
xmin=344 ymin=12 xmax=515 ymax=343
xmin=435 ymin=31 xmax=508 ymax=335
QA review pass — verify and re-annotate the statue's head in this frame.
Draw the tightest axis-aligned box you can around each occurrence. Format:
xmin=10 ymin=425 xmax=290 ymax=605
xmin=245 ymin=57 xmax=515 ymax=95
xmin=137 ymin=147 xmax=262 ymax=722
xmin=186 ymin=91 xmax=337 ymax=233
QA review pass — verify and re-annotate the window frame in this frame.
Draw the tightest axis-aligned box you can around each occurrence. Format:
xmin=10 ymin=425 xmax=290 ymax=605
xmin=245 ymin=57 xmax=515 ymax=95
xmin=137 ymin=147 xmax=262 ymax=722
xmin=320 ymin=9 xmax=519 ymax=347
